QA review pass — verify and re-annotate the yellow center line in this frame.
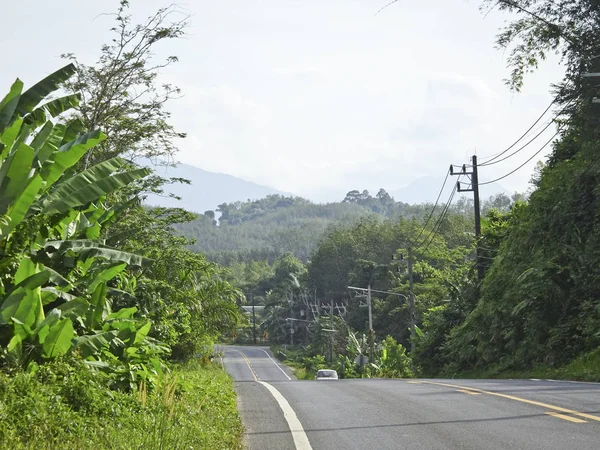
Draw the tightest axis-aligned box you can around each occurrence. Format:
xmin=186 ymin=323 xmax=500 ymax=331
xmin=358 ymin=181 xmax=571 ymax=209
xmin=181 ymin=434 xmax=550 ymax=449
xmin=234 ymin=350 xmax=259 ymax=381
xmin=407 ymin=381 xmax=423 ymax=384
xmin=457 ymin=389 xmax=481 ymax=395
xmin=546 ymin=412 xmax=588 ymax=424
xmin=416 ymin=380 xmax=600 ymax=423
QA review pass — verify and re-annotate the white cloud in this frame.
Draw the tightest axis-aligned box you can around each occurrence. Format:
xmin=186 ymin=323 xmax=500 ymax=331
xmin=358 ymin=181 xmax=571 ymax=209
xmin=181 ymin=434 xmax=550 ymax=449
xmin=0 ymin=0 xmax=566 ymax=201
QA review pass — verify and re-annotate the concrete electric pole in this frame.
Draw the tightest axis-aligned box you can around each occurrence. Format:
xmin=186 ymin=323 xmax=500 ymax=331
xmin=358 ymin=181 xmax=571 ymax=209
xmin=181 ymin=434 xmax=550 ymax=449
xmin=451 ymin=156 xmax=483 ymax=280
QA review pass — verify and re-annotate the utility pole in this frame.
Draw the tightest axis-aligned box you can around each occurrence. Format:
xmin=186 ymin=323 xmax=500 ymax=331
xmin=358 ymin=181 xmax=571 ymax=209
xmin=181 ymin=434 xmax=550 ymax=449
xmin=367 ymin=284 xmax=373 ymax=332
xmin=408 ymin=247 xmax=415 ymax=354
xmin=252 ymin=295 xmax=256 ymax=345
xmin=450 ymin=156 xmax=483 ymax=280
xmin=289 ymin=292 xmax=294 ymax=346
xmin=367 ymin=284 xmax=375 ymax=363
xmin=472 ymin=155 xmax=482 ymax=246
xmin=348 ymin=285 xmax=409 ymax=360
xmin=330 ymin=298 xmax=334 ymax=364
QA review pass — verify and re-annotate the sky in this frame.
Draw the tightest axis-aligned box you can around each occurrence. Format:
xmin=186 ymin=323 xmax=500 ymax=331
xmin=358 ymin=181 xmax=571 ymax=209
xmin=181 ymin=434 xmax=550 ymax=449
xmin=1 ymin=0 xmax=565 ymax=202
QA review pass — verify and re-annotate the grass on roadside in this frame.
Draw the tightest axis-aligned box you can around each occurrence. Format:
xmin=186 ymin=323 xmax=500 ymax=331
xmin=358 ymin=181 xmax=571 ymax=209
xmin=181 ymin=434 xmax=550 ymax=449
xmin=444 ymin=348 xmax=600 ymax=382
xmin=0 ymin=358 xmax=244 ymax=449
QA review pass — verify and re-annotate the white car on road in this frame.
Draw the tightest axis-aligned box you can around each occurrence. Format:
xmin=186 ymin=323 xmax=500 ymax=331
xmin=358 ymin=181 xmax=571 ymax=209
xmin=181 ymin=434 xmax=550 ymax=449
xmin=315 ymin=369 xmax=338 ymax=380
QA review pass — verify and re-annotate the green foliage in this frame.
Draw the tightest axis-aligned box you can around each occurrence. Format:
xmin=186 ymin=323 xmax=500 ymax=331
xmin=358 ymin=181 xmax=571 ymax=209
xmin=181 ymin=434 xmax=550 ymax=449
xmin=61 ymin=0 xmax=188 ymax=169
xmin=174 ymin=191 xmax=518 ymax=266
xmin=176 ymin=195 xmax=382 ymax=264
xmin=435 ymin=0 xmax=600 ymax=374
xmin=0 ymin=358 xmax=244 ymax=449
xmin=0 ymin=69 xmax=169 ymax=386
xmin=444 ymin=136 xmax=600 ymax=372
xmin=483 ymin=0 xmax=598 ymax=93
xmin=377 ymin=336 xmax=413 ymax=378
xmin=105 ymin=205 xmax=243 ymax=361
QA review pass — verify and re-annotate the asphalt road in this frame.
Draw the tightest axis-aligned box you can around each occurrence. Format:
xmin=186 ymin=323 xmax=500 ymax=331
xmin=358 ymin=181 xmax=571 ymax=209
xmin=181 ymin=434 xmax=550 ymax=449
xmin=220 ymin=345 xmax=600 ymax=450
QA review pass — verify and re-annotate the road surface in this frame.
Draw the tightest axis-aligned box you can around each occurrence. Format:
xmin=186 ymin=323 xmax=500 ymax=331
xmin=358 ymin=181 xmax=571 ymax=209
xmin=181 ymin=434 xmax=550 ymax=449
xmin=220 ymin=345 xmax=600 ymax=450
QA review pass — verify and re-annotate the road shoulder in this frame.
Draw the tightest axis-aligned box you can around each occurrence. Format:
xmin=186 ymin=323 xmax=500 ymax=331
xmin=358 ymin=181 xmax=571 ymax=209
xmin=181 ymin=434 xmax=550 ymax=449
xmin=235 ymin=381 xmax=297 ymax=450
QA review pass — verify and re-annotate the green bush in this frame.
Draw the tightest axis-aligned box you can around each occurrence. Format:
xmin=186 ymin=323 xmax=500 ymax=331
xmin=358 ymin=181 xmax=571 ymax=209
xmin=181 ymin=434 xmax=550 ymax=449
xmin=0 ymin=358 xmax=243 ymax=449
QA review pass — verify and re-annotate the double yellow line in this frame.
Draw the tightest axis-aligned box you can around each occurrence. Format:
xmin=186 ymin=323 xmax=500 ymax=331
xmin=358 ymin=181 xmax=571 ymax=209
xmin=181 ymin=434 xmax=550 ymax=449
xmin=411 ymin=380 xmax=600 ymax=424
xmin=234 ymin=350 xmax=259 ymax=381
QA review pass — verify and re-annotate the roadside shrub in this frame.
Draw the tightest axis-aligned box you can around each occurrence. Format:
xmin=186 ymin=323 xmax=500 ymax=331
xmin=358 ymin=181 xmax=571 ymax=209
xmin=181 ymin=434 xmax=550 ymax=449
xmin=0 ymin=358 xmax=243 ymax=449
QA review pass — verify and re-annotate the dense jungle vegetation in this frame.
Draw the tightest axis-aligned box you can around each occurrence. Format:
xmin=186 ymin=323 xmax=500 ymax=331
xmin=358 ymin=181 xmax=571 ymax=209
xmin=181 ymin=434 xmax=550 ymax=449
xmin=0 ymin=2 xmax=243 ymax=448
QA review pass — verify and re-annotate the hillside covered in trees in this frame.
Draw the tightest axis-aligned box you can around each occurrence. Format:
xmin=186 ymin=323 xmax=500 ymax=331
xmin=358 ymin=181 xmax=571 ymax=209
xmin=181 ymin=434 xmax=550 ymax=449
xmin=174 ymin=189 xmax=521 ymax=265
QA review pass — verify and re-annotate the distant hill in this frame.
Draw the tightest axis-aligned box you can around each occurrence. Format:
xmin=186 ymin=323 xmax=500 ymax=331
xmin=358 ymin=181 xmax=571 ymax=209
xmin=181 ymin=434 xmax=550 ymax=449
xmin=172 ymin=189 xmax=521 ymax=265
xmin=173 ymin=195 xmax=390 ymax=264
xmin=142 ymin=161 xmax=287 ymax=213
xmin=142 ymin=161 xmax=513 ymax=213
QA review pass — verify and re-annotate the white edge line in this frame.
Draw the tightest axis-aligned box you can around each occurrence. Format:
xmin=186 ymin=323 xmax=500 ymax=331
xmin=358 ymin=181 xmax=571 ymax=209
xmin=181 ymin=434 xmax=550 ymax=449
xmin=546 ymin=378 xmax=600 ymax=385
xmin=259 ymin=381 xmax=312 ymax=450
xmin=259 ymin=348 xmax=292 ymax=380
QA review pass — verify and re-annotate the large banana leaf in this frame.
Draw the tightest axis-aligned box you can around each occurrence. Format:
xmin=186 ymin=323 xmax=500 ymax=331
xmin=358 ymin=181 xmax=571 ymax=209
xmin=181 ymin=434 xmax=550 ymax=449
xmin=39 ymin=166 xmax=150 ymax=215
xmin=0 ymin=174 xmax=42 ymax=237
xmin=73 ymin=330 xmax=119 ymax=358
xmin=10 ymin=264 xmax=48 ymax=328
xmin=56 ymin=298 xmax=89 ymax=319
xmin=12 ymin=318 xmax=34 ymax=342
xmin=25 ymin=93 xmax=81 ymax=127
xmin=75 ymin=247 xmax=149 ymax=267
xmin=45 ymin=239 xmax=105 ymax=251
xmin=0 ymin=79 xmax=23 ymax=132
xmin=38 ymin=157 xmax=127 ymax=214
xmin=88 ymin=262 xmax=127 ymax=293
xmin=6 ymin=334 xmax=23 ymax=367
xmin=30 ymin=121 xmax=54 ymax=154
xmin=62 ymin=119 xmax=85 ymax=145
xmin=35 ymin=123 xmax=66 ymax=167
xmin=41 ymin=287 xmax=76 ymax=304
xmin=0 ymin=289 xmax=35 ymax=326
xmin=15 ymin=64 xmax=76 ymax=117
xmin=0 ymin=143 xmax=35 ymax=214
xmin=14 ymin=256 xmax=37 ymax=285
xmin=42 ymin=318 xmax=74 ymax=358
xmin=86 ymin=283 xmax=108 ymax=329
xmin=34 ymin=309 xmax=62 ymax=344
xmin=39 ymin=129 xmax=105 ymax=190
xmin=0 ymin=117 xmax=24 ymax=159
xmin=133 ymin=321 xmax=152 ymax=346
xmin=105 ymin=307 xmax=138 ymax=321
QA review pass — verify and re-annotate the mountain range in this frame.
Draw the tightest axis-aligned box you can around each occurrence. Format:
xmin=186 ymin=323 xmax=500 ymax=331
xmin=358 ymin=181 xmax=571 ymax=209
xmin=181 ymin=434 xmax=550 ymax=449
xmin=143 ymin=162 xmax=512 ymax=213
xmin=143 ymin=162 xmax=287 ymax=213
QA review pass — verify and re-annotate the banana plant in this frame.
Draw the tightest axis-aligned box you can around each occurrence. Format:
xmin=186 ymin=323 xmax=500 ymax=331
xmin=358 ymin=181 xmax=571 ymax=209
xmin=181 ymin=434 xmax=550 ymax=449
xmin=0 ymin=65 xmax=163 ymax=380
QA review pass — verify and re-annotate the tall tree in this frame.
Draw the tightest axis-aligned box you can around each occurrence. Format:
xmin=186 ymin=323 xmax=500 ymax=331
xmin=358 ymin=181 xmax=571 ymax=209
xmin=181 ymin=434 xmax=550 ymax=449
xmin=62 ymin=0 xmax=188 ymax=169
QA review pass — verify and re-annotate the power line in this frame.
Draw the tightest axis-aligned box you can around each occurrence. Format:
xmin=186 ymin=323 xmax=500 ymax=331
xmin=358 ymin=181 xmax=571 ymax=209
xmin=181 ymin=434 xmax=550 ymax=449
xmin=419 ymin=182 xmax=459 ymax=251
xmin=412 ymin=168 xmax=450 ymax=246
xmin=479 ymin=99 xmax=557 ymax=166
xmin=479 ymin=119 xmax=556 ymax=167
xmin=480 ymin=99 xmax=575 ymax=167
xmin=422 ymin=186 xmax=457 ymax=251
xmin=479 ymin=130 xmax=561 ymax=186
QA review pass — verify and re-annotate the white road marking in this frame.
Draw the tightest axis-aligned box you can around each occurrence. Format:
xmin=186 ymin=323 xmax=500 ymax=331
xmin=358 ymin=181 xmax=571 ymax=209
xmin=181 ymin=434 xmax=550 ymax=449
xmin=259 ymin=381 xmax=313 ymax=450
xmin=259 ymin=348 xmax=292 ymax=380
xmin=546 ymin=379 xmax=600 ymax=385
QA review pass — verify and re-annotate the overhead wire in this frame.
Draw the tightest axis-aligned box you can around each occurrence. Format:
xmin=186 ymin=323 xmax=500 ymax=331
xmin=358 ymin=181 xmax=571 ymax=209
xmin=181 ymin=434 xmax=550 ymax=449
xmin=412 ymin=168 xmax=451 ymax=246
xmin=479 ymin=129 xmax=561 ymax=186
xmin=479 ymin=119 xmax=556 ymax=166
xmin=480 ymin=99 xmax=575 ymax=167
xmin=479 ymin=99 xmax=557 ymax=166
xmin=419 ymin=181 xmax=459 ymax=251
